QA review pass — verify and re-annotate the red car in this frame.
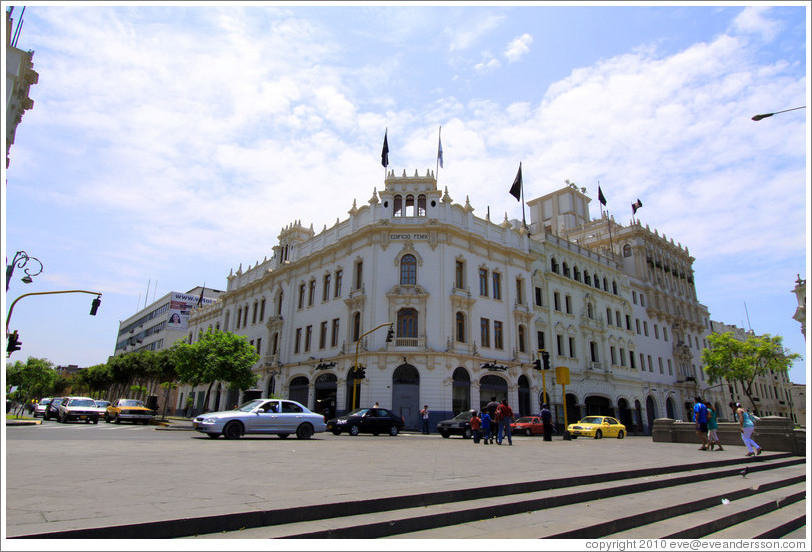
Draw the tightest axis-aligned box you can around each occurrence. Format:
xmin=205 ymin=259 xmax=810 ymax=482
xmin=511 ymin=416 xmax=544 ymax=436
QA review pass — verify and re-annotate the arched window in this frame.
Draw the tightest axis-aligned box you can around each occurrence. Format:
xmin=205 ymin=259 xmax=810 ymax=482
xmin=397 ymin=308 xmax=418 ymax=338
xmin=563 ymin=262 xmax=570 ymax=278
xmin=455 ymin=312 xmax=466 ymax=343
xmin=400 ymin=254 xmax=417 ymax=285
xmin=452 ymin=367 xmax=471 ymax=414
xmin=588 ymin=303 xmax=594 ymax=319
xmin=603 ymin=277 xmax=608 ymax=291
xmin=551 ymin=258 xmax=559 ymax=274
xmin=623 ymin=244 xmax=632 ymax=257
xmin=405 ymin=195 xmax=415 ymax=216
xmin=417 ymin=194 xmax=427 ymax=216
xmin=584 ymin=272 xmax=591 ymax=286
xmin=573 ymin=266 xmax=581 ymax=282
xmin=393 ymin=195 xmax=403 ymax=217
xmin=612 ymin=281 xmax=618 ymax=295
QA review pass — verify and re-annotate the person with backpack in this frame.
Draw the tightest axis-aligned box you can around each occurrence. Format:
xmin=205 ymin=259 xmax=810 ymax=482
xmin=707 ymin=404 xmax=724 ymax=451
xmin=693 ymin=396 xmax=709 ymax=451
xmin=480 ymin=409 xmax=492 ymax=445
xmin=496 ymin=399 xmax=514 ymax=445
xmin=730 ymin=401 xmax=762 ymax=456
xmin=485 ymin=397 xmax=500 ymax=444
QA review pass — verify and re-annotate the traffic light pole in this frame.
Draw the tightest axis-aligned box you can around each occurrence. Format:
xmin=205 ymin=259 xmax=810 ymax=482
xmin=6 ymin=289 xmax=103 ymax=333
xmin=351 ymin=322 xmax=393 ymax=410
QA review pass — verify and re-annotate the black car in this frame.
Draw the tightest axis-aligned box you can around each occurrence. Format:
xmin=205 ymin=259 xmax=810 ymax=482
xmin=43 ymin=397 xmax=66 ymax=421
xmin=437 ymin=410 xmax=475 ymax=439
xmin=327 ymin=407 xmax=404 ymax=436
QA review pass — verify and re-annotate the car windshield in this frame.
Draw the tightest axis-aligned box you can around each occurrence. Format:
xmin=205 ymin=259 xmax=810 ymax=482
xmin=95 ymin=401 xmax=110 ymax=407
xmin=235 ymin=399 xmax=266 ymax=412
xmin=40 ymin=399 xmax=52 ymax=405
xmin=580 ymin=417 xmax=604 ymax=424
xmin=453 ymin=411 xmax=474 ymax=420
xmin=515 ymin=417 xmax=535 ymax=424
xmin=69 ymin=399 xmax=96 ymax=407
xmin=346 ymin=408 xmax=369 ymax=416
xmin=120 ymin=400 xmax=144 ymax=407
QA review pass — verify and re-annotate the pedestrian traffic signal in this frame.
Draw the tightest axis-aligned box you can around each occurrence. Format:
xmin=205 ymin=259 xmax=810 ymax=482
xmin=533 ymin=358 xmax=542 ymax=371
xmin=541 ymin=350 xmax=551 ymax=370
xmin=385 ymin=325 xmax=394 ymax=342
xmin=6 ymin=331 xmax=22 ymax=356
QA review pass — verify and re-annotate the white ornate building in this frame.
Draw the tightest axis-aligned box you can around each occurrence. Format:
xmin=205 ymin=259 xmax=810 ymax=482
xmin=182 ymin=171 xmax=724 ymax=433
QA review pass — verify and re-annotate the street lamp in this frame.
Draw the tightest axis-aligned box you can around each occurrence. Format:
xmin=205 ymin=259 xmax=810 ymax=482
xmin=751 ymin=105 xmax=806 ymax=121
xmin=6 ymin=251 xmax=44 ymax=291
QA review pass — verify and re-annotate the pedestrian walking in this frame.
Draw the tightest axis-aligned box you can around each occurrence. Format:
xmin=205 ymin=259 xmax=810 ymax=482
xmin=480 ymin=410 xmax=492 ymax=445
xmin=496 ymin=399 xmax=514 ymax=445
xmin=693 ymin=396 xmax=709 ymax=451
xmin=730 ymin=401 xmax=762 ymax=456
xmin=469 ymin=410 xmax=481 ymax=444
xmin=707 ymin=404 xmax=724 ymax=451
xmin=420 ymin=405 xmax=430 ymax=434
xmin=485 ymin=397 xmax=500 ymax=444
xmin=541 ymin=403 xmax=553 ymax=441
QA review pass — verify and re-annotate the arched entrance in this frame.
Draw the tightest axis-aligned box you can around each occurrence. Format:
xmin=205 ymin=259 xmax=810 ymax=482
xmin=314 ymin=373 xmax=337 ymax=420
xmin=267 ymin=376 xmax=276 ymax=398
xmin=392 ymin=364 xmax=420 ymax=429
xmin=666 ymin=396 xmax=676 ymax=419
xmin=585 ymin=395 xmax=613 ymax=416
xmin=479 ymin=374 xmax=507 ymax=410
xmin=646 ymin=395 xmax=658 ymax=435
xmin=452 ymin=367 xmax=470 ymax=414
xmin=634 ymin=400 xmax=643 ymax=434
xmin=289 ymin=376 xmax=309 ymax=407
xmin=684 ymin=401 xmax=694 ymax=422
xmin=517 ymin=375 xmax=531 ymax=416
xmin=617 ymin=398 xmax=632 ymax=430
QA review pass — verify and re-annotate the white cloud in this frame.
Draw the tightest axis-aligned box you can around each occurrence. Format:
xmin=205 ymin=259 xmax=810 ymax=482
xmin=504 ymin=33 xmax=532 ymax=63
xmin=732 ymin=6 xmax=781 ymax=42
xmin=474 ymin=54 xmax=501 ymax=73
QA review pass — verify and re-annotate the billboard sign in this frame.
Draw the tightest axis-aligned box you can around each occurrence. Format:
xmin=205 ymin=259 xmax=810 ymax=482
xmin=166 ymin=292 xmax=216 ymax=331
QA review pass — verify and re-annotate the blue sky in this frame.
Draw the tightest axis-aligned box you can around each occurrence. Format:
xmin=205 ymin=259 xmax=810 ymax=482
xmin=3 ymin=3 xmax=809 ymax=385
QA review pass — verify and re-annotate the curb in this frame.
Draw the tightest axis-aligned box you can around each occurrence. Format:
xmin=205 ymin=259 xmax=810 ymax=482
xmin=6 ymin=420 xmax=41 ymax=426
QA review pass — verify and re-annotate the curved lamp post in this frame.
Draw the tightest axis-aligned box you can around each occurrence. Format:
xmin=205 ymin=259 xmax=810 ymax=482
xmin=6 ymin=250 xmax=44 ymax=291
xmin=752 ymin=106 xmax=806 ymax=121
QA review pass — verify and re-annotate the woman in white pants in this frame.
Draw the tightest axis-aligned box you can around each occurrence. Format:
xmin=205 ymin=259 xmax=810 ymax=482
xmin=730 ymin=401 xmax=762 ymax=456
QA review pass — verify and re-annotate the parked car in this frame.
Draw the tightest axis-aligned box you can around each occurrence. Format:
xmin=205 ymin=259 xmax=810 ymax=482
xmin=57 ymin=397 xmax=100 ymax=424
xmin=93 ymin=400 xmax=111 ymax=417
xmin=43 ymin=397 xmax=65 ymax=421
xmin=566 ymin=416 xmax=626 ymax=439
xmin=194 ymin=399 xmax=327 ymax=440
xmin=511 ymin=416 xmax=544 ymax=436
xmin=437 ymin=410 xmax=475 ymax=439
xmin=33 ymin=398 xmax=53 ymax=418
xmin=327 ymin=407 xmax=405 ymax=436
xmin=105 ymin=399 xmax=155 ymax=424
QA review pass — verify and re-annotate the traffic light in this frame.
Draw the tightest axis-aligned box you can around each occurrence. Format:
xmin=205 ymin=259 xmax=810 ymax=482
xmin=90 ymin=296 xmax=101 ymax=316
xmin=541 ymin=350 xmax=551 ymax=370
xmin=357 ymin=367 xmax=366 ymax=379
xmin=533 ymin=358 xmax=542 ymax=371
xmin=385 ymin=325 xmax=394 ymax=342
xmin=7 ymin=331 xmax=22 ymax=356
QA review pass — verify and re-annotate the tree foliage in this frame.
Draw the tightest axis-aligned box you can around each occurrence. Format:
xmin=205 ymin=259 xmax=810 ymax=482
xmin=5 ymin=357 xmax=59 ymax=417
xmin=172 ymin=329 xmax=259 ymax=412
xmin=701 ymin=332 xmax=800 ymax=415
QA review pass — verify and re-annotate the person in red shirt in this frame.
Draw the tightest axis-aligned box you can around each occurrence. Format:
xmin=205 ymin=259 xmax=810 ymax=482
xmin=469 ymin=410 xmax=481 ymax=443
xmin=496 ymin=399 xmax=514 ymax=445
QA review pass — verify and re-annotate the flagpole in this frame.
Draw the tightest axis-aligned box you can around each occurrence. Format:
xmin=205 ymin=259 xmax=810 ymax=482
xmin=436 ymin=126 xmax=441 ymax=185
xmin=520 ymin=163 xmax=527 ymax=231
xmin=383 ymin=127 xmax=388 ymax=182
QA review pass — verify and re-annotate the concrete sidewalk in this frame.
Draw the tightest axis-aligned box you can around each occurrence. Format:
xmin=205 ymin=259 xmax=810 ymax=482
xmin=4 ymin=429 xmax=802 ymax=539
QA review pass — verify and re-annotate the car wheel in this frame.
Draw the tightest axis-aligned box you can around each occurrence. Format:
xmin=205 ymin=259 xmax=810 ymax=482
xmin=223 ymin=421 xmax=243 ymax=440
xmin=207 ymin=433 xmax=220 ymax=439
xmin=440 ymin=430 xmax=450 ymax=438
xmin=93 ymin=418 xmax=99 ymax=424
xmin=104 ymin=413 xmax=111 ymax=423
xmin=525 ymin=428 xmax=532 ymax=436
xmin=570 ymin=435 xmax=578 ymax=439
xmin=372 ymin=431 xmax=380 ymax=436
xmin=349 ymin=425 xmax=360 ymax=436
xmin=278 ymin=433 xmax=290 ymax=439
xmin=463 ymin=427 xmax=472 ymax=439
xmin=114 ymin=414 xmax=121 ymax=424
xmin=595 ymin=429 xmax=603 ymax=440
xmin=389 ymin=425 xmax=399 ymax=437
xmin=332 ymin=429 xmax=341 ymax=436
xmin=296 ymin=424 xmax=314 ymax=440
xmin=85 ymin=418 xmax=91 ymax=424
xmin=617 ymin=430 xmax=625 ymax=439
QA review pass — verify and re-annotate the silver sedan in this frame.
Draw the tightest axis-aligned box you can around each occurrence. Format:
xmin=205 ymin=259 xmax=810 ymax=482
xmin=193 ymin=399 xmax=327 ymax=440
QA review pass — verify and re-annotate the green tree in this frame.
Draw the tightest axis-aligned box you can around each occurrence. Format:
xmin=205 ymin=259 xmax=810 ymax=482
xmin=5 ymin=357 xmax=59 ymax=417
xmin=172 ymin=330 xmax=259 ymax=413
xmin=702 ymin=332 xmax=800 ymax=416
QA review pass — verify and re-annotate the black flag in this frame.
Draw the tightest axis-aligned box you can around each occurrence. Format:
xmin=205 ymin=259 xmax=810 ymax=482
xmin=632 ymin=198 xmax=643 ymax=215
xmin=509 ymin=163 xmax=522 ymax=201
xmin=381 ymin=130 xmax=389 ymax=168
xmin=598 ymin=186 xmax=607 ymax=206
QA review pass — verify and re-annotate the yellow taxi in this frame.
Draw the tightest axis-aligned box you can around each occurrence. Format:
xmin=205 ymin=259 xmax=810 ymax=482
xmin=105 ymin=398 xmax=155 ymax=424
xmin=566 ymin=416 xmax=626 ymax=439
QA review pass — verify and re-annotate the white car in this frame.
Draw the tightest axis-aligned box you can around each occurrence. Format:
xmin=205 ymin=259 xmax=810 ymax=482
xmin=33 ymin=398 xmax=53 ymax=418
xmin=193 ymin=399 xmax=326 ymax=440
xmin=57 ymin=396 xmax=100 ymax=424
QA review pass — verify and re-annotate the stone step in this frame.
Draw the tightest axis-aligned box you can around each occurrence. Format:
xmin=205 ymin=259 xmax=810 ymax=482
xmin=708 ymin=499 xmax=807 ymax=539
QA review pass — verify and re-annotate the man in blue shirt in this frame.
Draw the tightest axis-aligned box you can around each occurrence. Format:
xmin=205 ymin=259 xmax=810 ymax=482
xmin=693 ymin=396 xmax=709 ymax=451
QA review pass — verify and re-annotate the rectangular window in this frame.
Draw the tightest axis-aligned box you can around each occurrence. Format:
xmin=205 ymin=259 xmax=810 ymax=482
xmin=331 ymin=319 xmax=340 ymax=347
xmin=654 ymin=324 xmax=659 ymax=339
xmin=515 ymin=278 xmax=524 ymax=305
xmin=494 ymin=321 xmax=503 ymax=349
xmin=632 ymin=291 xmax=637 ymax=304
xmin=236 ymin=307 xmax=242 ymax=329
xmin=323 ymin=274 xmax=331 ymax=302
xmin=455 ymin=260 xmax=465 ymax=289
xmin=636 ymin=319 xmax=641 ymax=334
xmin=319 ymin=321 xmax=327 ymax=349
xmin=643 ymin=321 xmax=649 ymax=337
xmin=658 ymin=357 xmax=664 ymax=374
xmin=479 ymin=269 xmax=489 ymax=297
xmin=620 ymin=348 xmax=626 ymax=366
xmin=354 ymin=261 xmax=363 ymax=290
xmin=294 ymin=328 xmax=302 ymax=354
xmin=252 ymin=303 xmax=258 ymax=324
xmin=556 ymin=334 xmax=564 ymax=356
xmin=259 ymin=298 xmax=266 ymax=322
xmin=667 ymin=359 xmax=673 ymax=375
xmin=534 ymin=286 xmax=543 ymax=307
xmin=640 ymin=294 xmax=646 ymax=307
xmin=630 ymin=351 xmax=636 ymax=369
xmin=663 ymin=327 xmax=669 ymax=342
xmin=568 ymin=337 xmax=576 ymax=358
xmin=590 ymin=341 xmax=598 ymax=363
xmin=554 ymin=292 xmax=561 ymax=311
xmin=610 ymin=346 xmax=616 ymax=365
xmin=308 ymin=280 xmax=316 ymax=306
xmin=335 ymin=269 xmax=343 ymax=297
xmin=256 ymin=338 xmax=262 ymax=356
xmin=537 ymin=331 xmax=545 ymax=351
xmin=492 ymin=272 xmax=501 ymax=300
xmin=565 ymin=295 xmax=572 ymax=314
xmin=615 ymin=311 xmax=621 ymax=327
xmin=626 ymin=315 xmax=631 ymax=331
xmin=647 ymin=355 xmax=653 ymax=372
xmin=480 ymin=318 xmax=490 ymax=347
xmin=640 ymin=353 xmax=645 ymax=371
xmin=305 ymin=325 xmax=312 ymax=352
xmin=298 ymin=284 xmax=305 ymax=309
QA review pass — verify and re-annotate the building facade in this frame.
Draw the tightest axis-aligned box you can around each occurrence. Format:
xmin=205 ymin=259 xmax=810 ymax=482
xmin=5 ymin=8 xmax=38 ymax=168
xmin=183 ymin=171 xmax=727 ymax=432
